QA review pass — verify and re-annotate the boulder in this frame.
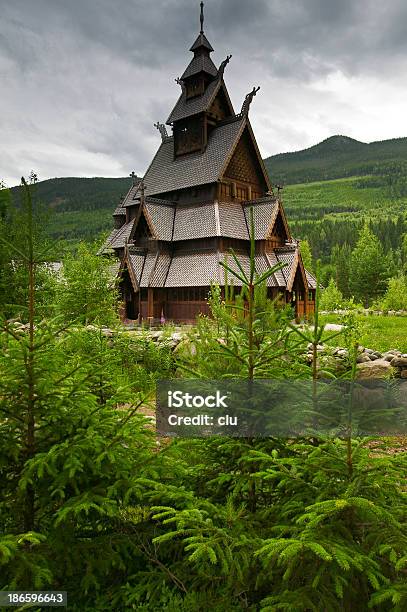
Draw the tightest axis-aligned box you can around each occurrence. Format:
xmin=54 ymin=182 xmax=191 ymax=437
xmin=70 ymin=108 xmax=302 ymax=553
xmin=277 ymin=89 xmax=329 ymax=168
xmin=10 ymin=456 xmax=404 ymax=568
xmin=390 ymin=356 xmax=407 ymax=368
xmin=324 ymin=323 xmax=344 ymax=332
xmin=357 ymin=353 xmax=371 ymax=364
xmin=101 ymin=328 xmax=113 ymax=337
xmin=307 ymin=343 xmax=325 ymax=352
xmin=356 ymin=359 xmax=394 ymax=379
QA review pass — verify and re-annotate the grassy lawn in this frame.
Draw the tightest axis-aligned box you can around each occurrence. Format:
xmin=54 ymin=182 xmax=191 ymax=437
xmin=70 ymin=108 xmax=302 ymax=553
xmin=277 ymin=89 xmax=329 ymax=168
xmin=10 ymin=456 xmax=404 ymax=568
xmin=320 ymin=313 xmax=407 ymax=353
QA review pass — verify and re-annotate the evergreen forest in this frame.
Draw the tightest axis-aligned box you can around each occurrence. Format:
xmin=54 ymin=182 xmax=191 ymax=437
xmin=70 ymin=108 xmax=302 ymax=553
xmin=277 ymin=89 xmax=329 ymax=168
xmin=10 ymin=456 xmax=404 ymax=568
xmin=0 ymin=178 xmax=406 ymax=611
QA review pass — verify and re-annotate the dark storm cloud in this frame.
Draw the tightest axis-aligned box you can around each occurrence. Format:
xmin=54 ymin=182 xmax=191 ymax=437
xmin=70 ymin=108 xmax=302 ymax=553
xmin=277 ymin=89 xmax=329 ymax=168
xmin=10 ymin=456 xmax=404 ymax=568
xmin=1 ymin=0 xmax=407 ymax=185
xmin=3 ymin=0 xmax=407 ymax=78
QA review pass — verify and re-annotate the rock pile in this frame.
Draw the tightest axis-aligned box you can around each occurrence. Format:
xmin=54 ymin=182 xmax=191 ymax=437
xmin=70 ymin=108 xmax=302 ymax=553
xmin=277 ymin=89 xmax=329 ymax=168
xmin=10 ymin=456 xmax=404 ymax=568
xmin=8 ymin=321 xmax=407 ymax=379
xmin=304 ymin=344 xmax=407 ymax=379
xmin=321 ymin=309 xmax=407 ymax=317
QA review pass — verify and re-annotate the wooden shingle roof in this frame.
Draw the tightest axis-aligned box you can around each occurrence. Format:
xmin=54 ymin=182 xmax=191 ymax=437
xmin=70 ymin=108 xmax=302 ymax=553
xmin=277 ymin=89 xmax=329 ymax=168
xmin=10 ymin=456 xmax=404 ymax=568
xmin=181 ymin=54 xmax=218 ymax=80
xmin=167 ymin=77 xmax=221 ymax=124
xmin=243 ymin=197 xmax=279 ymax=239
xmin=104 ymin=220 xmax=134 ymax=250
xmin=118 ymin=245 xmax=317 ymax=291
xmin=190 ymin=32 xmax=214 ymax=53
xmin=143 ymin=116 xmax=245 ymax=196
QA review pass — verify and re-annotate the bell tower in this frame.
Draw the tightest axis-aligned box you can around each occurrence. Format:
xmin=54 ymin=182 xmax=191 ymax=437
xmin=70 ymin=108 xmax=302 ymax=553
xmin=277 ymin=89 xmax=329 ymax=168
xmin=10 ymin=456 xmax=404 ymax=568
xmin=172 ymin=2 xmax=218 ymax=157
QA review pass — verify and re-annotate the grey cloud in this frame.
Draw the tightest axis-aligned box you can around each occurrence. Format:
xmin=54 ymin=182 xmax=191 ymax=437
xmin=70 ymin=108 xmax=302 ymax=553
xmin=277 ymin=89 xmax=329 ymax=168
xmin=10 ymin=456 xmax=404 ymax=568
xmin=3 ymin=0 xmax=407 ymax=78
xmin=1 ymin=0 xmax=407 ymax=185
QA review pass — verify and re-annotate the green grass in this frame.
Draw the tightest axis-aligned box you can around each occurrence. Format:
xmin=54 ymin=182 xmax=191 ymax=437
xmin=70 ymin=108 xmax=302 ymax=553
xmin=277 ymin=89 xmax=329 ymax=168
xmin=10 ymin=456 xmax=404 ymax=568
xmin=320 ymin=314 xmax=407 ymax=353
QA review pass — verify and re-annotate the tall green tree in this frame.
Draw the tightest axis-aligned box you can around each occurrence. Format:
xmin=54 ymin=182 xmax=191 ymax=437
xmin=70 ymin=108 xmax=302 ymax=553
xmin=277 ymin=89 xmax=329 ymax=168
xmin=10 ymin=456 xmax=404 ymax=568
xmin=299 ymin=238 xmax=313 ymax=272
xmin=401 ymin=233 xmax=407 ymax=274
xmin=0 ymin=182 xmax=13 ymax=313
xmin=0 ymin=176 xmax=56 ymax=320
xmin=349 ymin=223 xmax=390 ymax=306
xmin=0 ymin=178 xmax=158 ymax=606
xmin=57 ymin=242 xmax=119 ymax=326
xmin=331 ymin=243 xmax=352 ymax=297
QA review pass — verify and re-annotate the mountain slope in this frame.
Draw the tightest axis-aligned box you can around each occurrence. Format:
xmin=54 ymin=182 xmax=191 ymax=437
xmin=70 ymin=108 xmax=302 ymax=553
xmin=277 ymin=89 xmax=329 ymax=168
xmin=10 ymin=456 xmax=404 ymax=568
xmin=10 ymin=176 xmax=132 ymax=212
xmin=264 ymin=135 xmax=407 ymax=184
xmin=9 ymin=176 xmax=134 ymax=248
xmin=5 ymin=134 xmax=407 ymax=253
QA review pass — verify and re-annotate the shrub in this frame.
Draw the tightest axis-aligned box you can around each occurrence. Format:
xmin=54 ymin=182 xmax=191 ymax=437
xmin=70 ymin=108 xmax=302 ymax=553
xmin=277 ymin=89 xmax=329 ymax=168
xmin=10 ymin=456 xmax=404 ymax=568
xmin=319 ymin=278 xmax=344 ymax=310
xmin=379 ymin=275 xmax=407 ymax=311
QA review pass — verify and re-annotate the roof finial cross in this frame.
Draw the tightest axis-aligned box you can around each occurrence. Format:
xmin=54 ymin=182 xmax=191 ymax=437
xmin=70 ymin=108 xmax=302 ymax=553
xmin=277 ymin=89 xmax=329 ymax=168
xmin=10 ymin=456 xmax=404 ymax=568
xmin=200 ymin=1 xmax=204 ymax=34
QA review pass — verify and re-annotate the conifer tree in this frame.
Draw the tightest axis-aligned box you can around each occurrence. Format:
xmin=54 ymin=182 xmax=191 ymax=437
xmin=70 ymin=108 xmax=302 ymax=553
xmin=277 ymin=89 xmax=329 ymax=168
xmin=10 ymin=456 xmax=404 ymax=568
xmin=299 ymin=238 xmax=313 ymax=273
xmin=57 ymin=242 xmax=119 ymax=326
xmin=0 ymin=178 xmax=157 ymax=603
xmin=349 ymin=223 xmax=390 ymax=306
xmin=148 ymin=250 xmax=407 ymax=611
xmin=331 ymin=242 xmax=351 ymax=297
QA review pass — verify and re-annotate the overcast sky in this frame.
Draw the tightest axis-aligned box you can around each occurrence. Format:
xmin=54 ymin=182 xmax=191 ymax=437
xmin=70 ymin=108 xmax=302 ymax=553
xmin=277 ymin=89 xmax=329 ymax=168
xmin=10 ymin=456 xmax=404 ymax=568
xmin=1 ymin=0 xmax=407 ymax=186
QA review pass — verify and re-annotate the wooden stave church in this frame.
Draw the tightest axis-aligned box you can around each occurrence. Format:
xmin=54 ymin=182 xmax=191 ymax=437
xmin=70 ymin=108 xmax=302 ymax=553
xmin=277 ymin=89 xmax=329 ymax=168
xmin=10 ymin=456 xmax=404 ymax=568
xmin=103 ymin=3 xmax=316 ymax=324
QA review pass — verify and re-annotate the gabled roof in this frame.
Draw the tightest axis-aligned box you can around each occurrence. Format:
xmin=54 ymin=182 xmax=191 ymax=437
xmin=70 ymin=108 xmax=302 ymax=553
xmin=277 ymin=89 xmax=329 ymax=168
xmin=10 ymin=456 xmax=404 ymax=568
xmin=181 ymin=54 xmax=218 ymax=80
xmin=173 ymin=202 xmax=217 ymax=241
xmin=243 ymin=197 xmax=279 ymax=239
xmin=115 ymin=244 xmax=315 ymax=291
xmin=103 ymin=220 xmax=135 ymax=250
xmin=228 ymin=121 xmax=272 ymax=193
xmin=219 ymin=252 xmax=283 ymax=287
xmin=217 ymin=201 xmax=248 ymax=240
xmin=143 ymin=199 xmax=175 ymax=241
xmin=305 ymin=269 xmax=317 ymax=290
xmin=143 ymin=116 xmax=245 ymax=197
xmin=113 ymin=202 xmax=126 ymax=216
xmin=274 ymin=246 xmax=298 ymax=291
xmin=167 ymin=77 xmax=221 ymax=124
xmin=165 ymin=252 xmax=220 ymax=287
xmin=113 ymin=181 xmax=139 ymax=215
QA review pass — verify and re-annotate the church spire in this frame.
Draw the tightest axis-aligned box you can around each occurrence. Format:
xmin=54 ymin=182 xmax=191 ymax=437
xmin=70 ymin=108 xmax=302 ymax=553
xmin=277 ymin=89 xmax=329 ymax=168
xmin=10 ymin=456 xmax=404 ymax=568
xmin=189 ymin=2 xmax=214 ymax=54
xmin=200 ymin=1 xmax=204 ymax=34
xmin=180 ymin=2 xmax=217 ymax=82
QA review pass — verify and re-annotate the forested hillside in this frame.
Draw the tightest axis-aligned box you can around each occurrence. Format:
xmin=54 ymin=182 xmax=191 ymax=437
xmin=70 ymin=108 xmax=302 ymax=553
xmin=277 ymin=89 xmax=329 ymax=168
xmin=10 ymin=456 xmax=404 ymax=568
xmin=264 ymin=134 xmax=407 ymax=184
xmin=6 ymin=134 xmax=407 ymax=257
xmin=10 ymin=177 xmax=132 ymax=247
xmin=283 ymin=176 xmax=406 ymax=262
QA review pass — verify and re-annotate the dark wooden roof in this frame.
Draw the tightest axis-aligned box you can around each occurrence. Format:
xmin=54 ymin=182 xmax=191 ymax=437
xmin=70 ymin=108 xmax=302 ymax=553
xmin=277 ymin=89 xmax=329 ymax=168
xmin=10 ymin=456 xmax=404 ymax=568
xmin=143 ymin=116 xmax=245 ymax=196
xmin=190 ymin=32 xmax=214 ymax=53
xmin=181 ymin=54 xmax=218 ymax=80
xmin=305 ymin=269 xmax=317 ymax=289
xmin=113 ymin=182 xmax=139 ymax=215
xmin=123 ymin=248 xmax=304 ymax=289
xmin=104 ymin=220 xmax=134 ymax=249
xmin=242 ymin=197 xmax=279 ymax=239
xmin=167 ymin=77 xmax=221 ymax=124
